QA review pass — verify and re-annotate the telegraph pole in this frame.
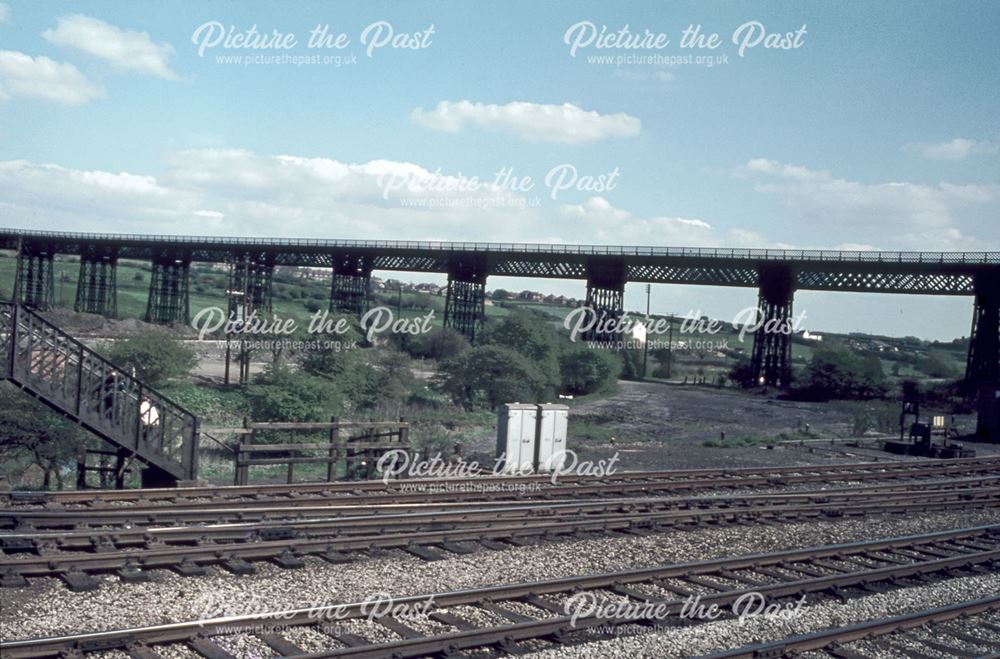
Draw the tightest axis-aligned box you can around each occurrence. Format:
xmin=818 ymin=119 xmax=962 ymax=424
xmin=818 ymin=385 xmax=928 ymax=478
xmin=667 ymin=314 xmax=673 ymax=379
xmin=642 ymin=283 xmax=650 ymax=379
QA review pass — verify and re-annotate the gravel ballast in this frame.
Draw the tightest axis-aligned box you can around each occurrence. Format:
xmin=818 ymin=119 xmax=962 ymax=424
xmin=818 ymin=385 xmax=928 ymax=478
xmin=3 ymin=509 xmax=999 ymax=641
xmin=524 ymin=574 xmax=1000 ymax=658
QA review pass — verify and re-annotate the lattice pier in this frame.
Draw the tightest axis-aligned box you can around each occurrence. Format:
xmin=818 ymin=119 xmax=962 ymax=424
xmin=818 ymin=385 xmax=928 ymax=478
xmin=16 ymin=246 xmax=55 ymax=310
xmin=330 ymin=254 xmax=373 ymax=316
xmin=967 ymin=270 xmax=1000 ymax=441
xmin=749 ymin=264 xmax=796 ymax=388
xmin=225 ymin=254 xmax=274 ymax=385
xmin=145 ymin=253 xmax=190 ymax=324
xmin=444 ymin=256 xmax=488 ymax=342
xmin=583 ymin=259 xmax=627 ymax=343
xmin=74 ymin=249 xmax=118 ymax=318
xmin=229 ymin=255 xmax=274 ymax=314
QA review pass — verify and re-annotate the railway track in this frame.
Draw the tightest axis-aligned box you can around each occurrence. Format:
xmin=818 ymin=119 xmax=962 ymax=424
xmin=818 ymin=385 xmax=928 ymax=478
xmin=5 ymin=473 xmax=999 ymax=530
xmin=699 ymin=595 xmax=1000 ymax=658
xmin=2 ymin=525 xmax=998 ymax=658
xmin=5 ymin=455 xmax=999 ymax=510
xmin=3 ymin=485 xmax=998 ymax=590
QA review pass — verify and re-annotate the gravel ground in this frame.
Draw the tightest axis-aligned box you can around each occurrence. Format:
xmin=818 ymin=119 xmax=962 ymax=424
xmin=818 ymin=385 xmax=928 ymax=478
xmin=533 ymin=380 xmax=1000 ymax=472
xmin=524 ymin=574 xmax=1000 ymax=658
xmin=3 ymin=509 xmax=999 ymax=642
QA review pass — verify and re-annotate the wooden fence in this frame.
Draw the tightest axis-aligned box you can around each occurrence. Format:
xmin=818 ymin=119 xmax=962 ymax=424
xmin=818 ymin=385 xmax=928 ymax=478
xmin=231 ymin=417 xmax=409 ymax=485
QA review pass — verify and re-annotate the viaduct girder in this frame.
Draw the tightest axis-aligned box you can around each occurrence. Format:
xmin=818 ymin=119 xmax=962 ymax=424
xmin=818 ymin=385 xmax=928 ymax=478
xmin=1 ymin=229 xmax=996 ymax=295
xmin=2 ymin=228 xmax=997 ymax=439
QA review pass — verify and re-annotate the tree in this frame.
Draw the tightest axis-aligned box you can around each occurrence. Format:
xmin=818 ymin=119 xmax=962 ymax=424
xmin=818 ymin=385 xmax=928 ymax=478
xmin=107 ymin=332 xmax=197 ymax=387
xmin=805 ymin=346 xmax=887 ymax=400
xmin=396 ymin=327 xmax=470 ymax=360
xmin=619 ymin=348 xmax=645 ymax=380
xmin=357 ymin=349 xmax=417 ymax=416
xmin=921 ymin=351 xmax=961 ymax=379
xmin=436 ymin=346 xmax=552 ymax=410
xmin=0 ymin=385 xmax=86 ymax=489
xmin=479 ymin=314 xmax=561 ymax=390
xmin=559 ymin=348 xmax=621 ymax=395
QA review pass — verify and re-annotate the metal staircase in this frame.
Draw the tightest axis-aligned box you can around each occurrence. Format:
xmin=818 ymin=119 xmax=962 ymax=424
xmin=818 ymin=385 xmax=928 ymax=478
xmin=0 ymin=302 xmax=199 ymax=486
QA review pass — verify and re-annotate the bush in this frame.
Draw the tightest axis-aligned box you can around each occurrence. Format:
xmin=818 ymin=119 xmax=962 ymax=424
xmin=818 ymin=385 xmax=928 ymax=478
xmin=479 ymin=314 xmax=561 ymax=390
xmin=107 ymin=332 xmax=198 ymax=387
xmin=728 ymin=359 xmax=755 ymax=387
xmin=921 ymin=351 xmax=961 ymax=379
xmin=850 ymin=401 xmax=899 ymax=436
xmin=559 ymin=347 xmax=620 ymax=395
xmin=436 ymin=345 xmax=552 ymax=410
xmin=397 ymin=328 xmax=470 ymax=360
xmin=619 ymin=348 xmax=644 ymax=380
xmin=803 ymin=345 xmax=887 ymax=400
xmin=244 ymin=365 xmax=343 ymax=423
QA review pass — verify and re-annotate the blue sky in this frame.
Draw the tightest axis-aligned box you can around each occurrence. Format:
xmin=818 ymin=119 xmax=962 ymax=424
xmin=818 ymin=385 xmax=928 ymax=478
xmin=0 ymin=0 xmax=998 ymax=340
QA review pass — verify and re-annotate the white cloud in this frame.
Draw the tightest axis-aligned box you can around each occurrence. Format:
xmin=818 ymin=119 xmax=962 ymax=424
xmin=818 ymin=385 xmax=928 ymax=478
xmin=739 ymin=158 xmax=1000 ymax=250
xmin=0 ymin=151 xmax=543 ymax=242
xmin=43 ymin=14 xmax=177 ymax=80
xmin=559 ymin=196 xmax=769 ymax=247
xmin=0 ymin=50 xmax=104 ymax=104
xmin=412 ymin=100 xmax=641 ymax=144
xmin=0 ymin=3 xmax=10 ymax=24
xmin=903 ymin=138 xmax=998 ymax=161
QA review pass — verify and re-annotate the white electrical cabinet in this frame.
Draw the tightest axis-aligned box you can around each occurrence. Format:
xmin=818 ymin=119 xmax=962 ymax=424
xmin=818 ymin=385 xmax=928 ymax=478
xmin=535 ymin=403 xmax=569 ymax=472
xmin=496 ymin=403 xmax=538 ymax=474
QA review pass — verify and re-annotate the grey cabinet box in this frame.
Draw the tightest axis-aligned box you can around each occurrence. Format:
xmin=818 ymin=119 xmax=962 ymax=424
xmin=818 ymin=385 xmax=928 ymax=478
xmin=535 ymin=404 xmax=569 ymax=472
xmin=496 ymin=403 xmax=538 ymax=474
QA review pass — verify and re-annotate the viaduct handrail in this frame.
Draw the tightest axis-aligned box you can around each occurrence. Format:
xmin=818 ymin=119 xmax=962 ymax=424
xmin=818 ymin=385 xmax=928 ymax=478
xmin=2 ymin=227 xmax=998 ymax=265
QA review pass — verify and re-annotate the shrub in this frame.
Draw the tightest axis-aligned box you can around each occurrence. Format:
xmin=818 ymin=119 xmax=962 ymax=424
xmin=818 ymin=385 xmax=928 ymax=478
xmin=559 ymin=347 xmax=620 ymax=395
xmin=436 ymin=345 xmax=552 ymax=410
xmin=803 ymin=345 xmax=887 ymax=400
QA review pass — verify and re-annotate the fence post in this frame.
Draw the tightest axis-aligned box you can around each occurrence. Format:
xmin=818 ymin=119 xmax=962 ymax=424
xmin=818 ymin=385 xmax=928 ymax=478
xmin=235 ymin=416 xmax=251 ymax=485
xmin=327 ymin=416 xmax=339 ymax=482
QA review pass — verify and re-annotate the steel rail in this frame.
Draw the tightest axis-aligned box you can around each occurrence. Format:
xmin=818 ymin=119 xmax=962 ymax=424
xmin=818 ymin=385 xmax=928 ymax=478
xmin=3 ymin=494 xmax=998 ymax=583
xmin=3 ymin=525 xmax=997 ymax=658
xmin=7 ymin=455 xmax=1000 ymax=509
xmin=7 ymin=473 xmax=999 ymax=532
xmin=5 ymin=480 xmax=1000 ymax=549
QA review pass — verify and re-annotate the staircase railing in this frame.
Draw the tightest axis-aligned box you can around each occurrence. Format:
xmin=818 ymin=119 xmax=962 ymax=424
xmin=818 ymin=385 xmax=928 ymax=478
xmin=0 ymin=302 xmax=198 ymax=482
